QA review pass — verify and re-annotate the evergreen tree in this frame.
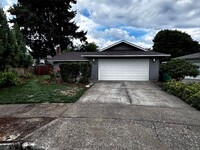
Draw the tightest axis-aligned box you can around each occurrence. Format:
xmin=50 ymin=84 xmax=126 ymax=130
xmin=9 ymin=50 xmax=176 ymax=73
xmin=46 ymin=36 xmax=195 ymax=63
xmin=0 ymin=7 xmax=32 ymax=70
xmin=0 ymin=7 xmax=11 ymax=70
xmin=153 ymin=29 xmax=200 ymax=59
xmin=12 ymin=24 xmax=32 ymax=67
xmin=9 ymin=0 xmax=87 ymax=60
xmin=79 ymin=42 xmax=99 ymax=52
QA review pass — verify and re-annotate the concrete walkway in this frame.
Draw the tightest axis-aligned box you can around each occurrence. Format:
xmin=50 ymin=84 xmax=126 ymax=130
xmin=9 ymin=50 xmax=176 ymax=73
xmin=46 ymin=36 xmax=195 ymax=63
xmin=0 ymin=82 xmax=200 ymax=149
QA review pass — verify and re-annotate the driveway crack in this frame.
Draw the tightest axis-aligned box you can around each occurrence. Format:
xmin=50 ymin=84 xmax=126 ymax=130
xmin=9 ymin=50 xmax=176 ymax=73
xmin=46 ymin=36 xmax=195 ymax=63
xmin=151 ymin=122 xmax=161 ymax=142
xmin=123 ymin=82 xmax=132 ymax=104
xmin=123 ymin=82 xmax=141 ymax=105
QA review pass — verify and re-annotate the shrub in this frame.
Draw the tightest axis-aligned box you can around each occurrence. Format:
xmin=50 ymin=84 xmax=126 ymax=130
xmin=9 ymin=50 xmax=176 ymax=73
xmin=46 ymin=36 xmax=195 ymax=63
xmin=182 ymin=83 xmax=200 ymax=104
xmin=163 ymin=80 xmax=186 ymax=97
xmin=60 ymin=63 xmax=80 ymax=82
xmin=79 ymin=63 xmax=91 ymax=83
xmin=59 ymin=62 xmax=91 ymax=83
xmin=0 ymin=72 xmax=21 ymax=87
xmin=163 ymin=80 xmax=200 ymax=110
xmin=190 ymin=91 xmax=200 ymax=110
xmin=160 ymin=59 xmax=199 ymax=81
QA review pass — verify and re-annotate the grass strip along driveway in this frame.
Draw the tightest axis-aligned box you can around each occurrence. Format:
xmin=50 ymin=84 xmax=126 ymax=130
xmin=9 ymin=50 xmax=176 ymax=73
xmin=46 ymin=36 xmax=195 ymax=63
xmin=0 ymin=76 xmax=86 ymax=104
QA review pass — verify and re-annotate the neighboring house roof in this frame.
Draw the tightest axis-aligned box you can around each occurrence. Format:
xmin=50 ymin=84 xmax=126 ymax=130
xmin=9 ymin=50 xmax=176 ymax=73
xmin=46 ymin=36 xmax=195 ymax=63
xmin=49 ymin=52 xmax=89 ymax=62
xmin=174 ymin=53 xmax=200 ymax=60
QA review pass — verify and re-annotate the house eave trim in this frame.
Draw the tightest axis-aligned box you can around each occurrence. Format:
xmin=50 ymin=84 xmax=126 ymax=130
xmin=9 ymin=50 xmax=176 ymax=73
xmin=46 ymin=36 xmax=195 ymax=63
xmin=81 ymin=54 xmax=171 ymax=57
xmin=50 ymin=60 xmax=89 ymax=62
xmin=100 ymin=40 xmax=148 ymax=52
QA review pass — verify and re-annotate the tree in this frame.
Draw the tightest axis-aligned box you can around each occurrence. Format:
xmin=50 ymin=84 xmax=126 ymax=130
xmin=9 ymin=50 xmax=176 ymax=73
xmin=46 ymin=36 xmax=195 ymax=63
xmin=78 ymin=42 xmax=99 ymax=52
xmin=0 ymin=6 xmax=32 ymax=70
xmin=12 ymin=24 xmax=33 ymax=67
xmin=160 ymin=59 xmax=199 ymax=81
xmin=9 ymin=0 xmax=87 ymax=61
xmin=0 ymin=7 xmax=16 ymax=70
xmin=153 ymin=29 xmax=200 ymax=58
xmin=0 ymin=7 xmax=9 ymax=70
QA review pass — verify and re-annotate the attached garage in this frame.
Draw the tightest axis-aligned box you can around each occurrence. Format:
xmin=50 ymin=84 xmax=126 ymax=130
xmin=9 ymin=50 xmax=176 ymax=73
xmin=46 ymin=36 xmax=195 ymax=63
xmin=98 ymin=59 xmax=149 ymax=81
xmin=82 ymin=41 xmax=170 ymax=81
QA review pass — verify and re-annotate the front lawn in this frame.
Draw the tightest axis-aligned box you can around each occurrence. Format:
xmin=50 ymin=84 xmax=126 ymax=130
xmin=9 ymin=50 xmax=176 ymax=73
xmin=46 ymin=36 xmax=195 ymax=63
xmin=0 ymin=76 xmax=86 ymax=104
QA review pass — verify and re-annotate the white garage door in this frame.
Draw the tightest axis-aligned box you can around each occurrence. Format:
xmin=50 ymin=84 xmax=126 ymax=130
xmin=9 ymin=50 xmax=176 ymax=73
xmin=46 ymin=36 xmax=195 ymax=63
xmin=98 ymin=59 xmax=149 ymax=81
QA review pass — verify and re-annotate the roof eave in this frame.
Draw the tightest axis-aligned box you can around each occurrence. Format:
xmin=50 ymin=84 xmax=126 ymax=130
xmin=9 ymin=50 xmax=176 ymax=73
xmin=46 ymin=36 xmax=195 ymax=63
xmin=81 ymin=54 xmax=171 ymax=57
xmin=175 ymin=57 xmax=200 ymax=60
xmin=50 ymin=60 xmax=89 ymax=62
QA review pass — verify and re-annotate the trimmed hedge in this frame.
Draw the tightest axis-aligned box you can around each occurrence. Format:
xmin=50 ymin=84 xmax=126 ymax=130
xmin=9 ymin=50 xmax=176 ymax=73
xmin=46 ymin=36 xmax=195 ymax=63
xmin=160 ymin=59 xmax=199 ymax=81
xmin=163 ymin=80 xmax=200 ymax=110
xmin=0 ymin=72 xmax=21 ymax=87
xmin=59 ymin=62 xmax=91 ymax=83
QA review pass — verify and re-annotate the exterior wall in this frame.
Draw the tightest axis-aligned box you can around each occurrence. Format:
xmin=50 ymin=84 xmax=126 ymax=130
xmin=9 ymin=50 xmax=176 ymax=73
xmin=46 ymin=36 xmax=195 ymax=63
xmin=149 ymin=58 xmax=160 ymax=81
xmin=89 ymin=58 xmax=98 ymax=80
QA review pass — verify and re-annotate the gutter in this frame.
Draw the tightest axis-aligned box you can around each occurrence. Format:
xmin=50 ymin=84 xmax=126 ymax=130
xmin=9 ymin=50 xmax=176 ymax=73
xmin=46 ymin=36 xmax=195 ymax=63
xmin=50 ymin=60 xmax=89 ymax=62
xmin=81 ymin=54 xmax=171 ymax=57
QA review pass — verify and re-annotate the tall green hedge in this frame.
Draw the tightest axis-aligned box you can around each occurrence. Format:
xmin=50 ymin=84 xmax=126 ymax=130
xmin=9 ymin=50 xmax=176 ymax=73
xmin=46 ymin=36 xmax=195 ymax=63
xmin=59 ymin=62 xmax=91 ymax=83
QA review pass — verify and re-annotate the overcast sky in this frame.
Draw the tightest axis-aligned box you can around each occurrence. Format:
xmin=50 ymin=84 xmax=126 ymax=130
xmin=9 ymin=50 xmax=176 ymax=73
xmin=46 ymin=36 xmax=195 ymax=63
xmin=2 ymin=0 xmax=200 ymax=48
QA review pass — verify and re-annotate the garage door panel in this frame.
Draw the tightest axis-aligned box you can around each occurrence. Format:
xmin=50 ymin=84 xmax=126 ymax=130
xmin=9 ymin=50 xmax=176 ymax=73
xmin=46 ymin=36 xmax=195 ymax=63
xmin=98 ymin=59 xmax=149 ymax=81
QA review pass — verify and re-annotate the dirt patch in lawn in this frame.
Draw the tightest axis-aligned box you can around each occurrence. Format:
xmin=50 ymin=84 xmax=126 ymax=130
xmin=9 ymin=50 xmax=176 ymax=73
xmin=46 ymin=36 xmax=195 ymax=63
xmin=0 ymin=117 xmax=54 ymax=141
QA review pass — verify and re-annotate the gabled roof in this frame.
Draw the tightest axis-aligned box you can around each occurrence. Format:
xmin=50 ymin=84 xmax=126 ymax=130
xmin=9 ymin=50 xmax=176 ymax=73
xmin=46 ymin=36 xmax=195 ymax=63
xmin=82 ymin=40 xmax=170 ymax=58
xmin=49 ymin=52 xmax=89 ymax=62
xmin=174 ymin=53 xmax=200 ymax=60
xmin=49 ymin=41 xmax=170 ymax=62
xmin=100 ymin=40 xmax=148 ymax=51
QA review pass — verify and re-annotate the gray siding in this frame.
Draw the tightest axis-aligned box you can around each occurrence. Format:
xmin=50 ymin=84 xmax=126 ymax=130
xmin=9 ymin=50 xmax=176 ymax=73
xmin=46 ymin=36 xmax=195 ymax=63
xmin=149 ymin=58 xmax=160 ymax=81
xmin=89 ymin=58 xmax=98 ymax=80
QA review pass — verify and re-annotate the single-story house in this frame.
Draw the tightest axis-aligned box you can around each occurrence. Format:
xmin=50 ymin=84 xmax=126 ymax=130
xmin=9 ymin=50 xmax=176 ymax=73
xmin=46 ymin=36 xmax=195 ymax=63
xmin=49 ymin=40 xmax=170 ymax=81
xmin=175 ymin=53 xmax=200 ymax=79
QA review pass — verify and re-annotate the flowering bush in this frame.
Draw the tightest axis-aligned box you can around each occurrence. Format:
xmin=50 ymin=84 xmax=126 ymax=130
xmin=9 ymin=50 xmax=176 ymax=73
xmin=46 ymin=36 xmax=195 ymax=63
xmin=163 ymin=80 xmax=186 ymax=97
xmin=163 ymin=80 xmax=200 ymax=110
xmin=182 ymin=83 xmax=200 ymax=104
xmin=190 ymin=92 xmax=200 ymax=109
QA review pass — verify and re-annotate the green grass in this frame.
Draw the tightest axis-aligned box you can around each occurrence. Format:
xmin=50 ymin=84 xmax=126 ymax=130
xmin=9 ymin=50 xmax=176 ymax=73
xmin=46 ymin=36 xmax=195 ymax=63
xmin=0 ymin=76 xmax=86 ymax=104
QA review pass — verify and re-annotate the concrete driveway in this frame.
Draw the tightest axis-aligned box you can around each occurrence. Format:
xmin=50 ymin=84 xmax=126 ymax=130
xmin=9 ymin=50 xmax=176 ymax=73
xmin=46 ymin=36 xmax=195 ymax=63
xmin=78 ymin=81 xmax=191 ymax=108
xmin=1 ymin=82 xmax=200 ymax=149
